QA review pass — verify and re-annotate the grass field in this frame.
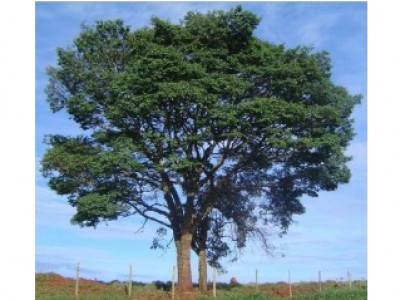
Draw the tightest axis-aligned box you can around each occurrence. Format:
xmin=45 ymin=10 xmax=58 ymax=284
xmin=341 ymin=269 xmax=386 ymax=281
xmin=199 ymin=290 xmax=367 ymax=300
xmin=36 ymin=273 xmax=367 ymax=300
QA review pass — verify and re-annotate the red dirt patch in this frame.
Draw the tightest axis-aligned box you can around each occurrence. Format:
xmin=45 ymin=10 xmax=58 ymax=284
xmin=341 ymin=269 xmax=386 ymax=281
xmin=36 ymin=273 xmax=110 ymax=296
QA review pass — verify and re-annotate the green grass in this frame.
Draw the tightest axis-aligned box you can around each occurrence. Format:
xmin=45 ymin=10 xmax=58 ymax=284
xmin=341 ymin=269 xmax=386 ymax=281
xmin=198 ymin=293 xmax=275 ymax=300
xmin=197 ymin=289 xmax=367 ymax=300
xmin=36 ymin=289 xmax=367 ymax=300
xmin=292 ymin=289 xmax=367 ymax=300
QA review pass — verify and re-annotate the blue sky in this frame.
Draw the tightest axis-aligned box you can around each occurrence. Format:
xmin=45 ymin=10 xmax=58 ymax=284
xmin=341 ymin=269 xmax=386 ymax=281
xmin=35 ymin=1 xmax=367 ymax=284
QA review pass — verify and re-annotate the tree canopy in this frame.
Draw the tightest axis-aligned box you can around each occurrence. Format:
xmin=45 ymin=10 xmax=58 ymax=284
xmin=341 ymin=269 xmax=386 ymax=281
xmin=41 ymin=6 xmax=361 ymax=292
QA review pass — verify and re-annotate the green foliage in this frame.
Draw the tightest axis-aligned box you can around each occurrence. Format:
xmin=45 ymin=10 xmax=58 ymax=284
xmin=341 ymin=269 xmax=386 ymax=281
xmin=42 ymin=5 xmax=360 ymax=265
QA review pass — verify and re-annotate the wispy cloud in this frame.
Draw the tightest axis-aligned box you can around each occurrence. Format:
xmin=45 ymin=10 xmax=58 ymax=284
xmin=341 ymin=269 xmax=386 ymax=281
xmin=36 ymin=245 xmax=118 ymax=280
xmin=297 ymin=13 xmax=340 ymax=47
xmin=347 ymin=141 xmax=367 ymax=181
xmin=256 ymin=3 xmax=338 ymax=48
xmin=76 ymin=219 xmax=162 ymax=242
xmin=36 ymin=2 xmax=234 ymax=27
xmin=36 ymin=243 xmax=176 ymax=282
xmin=256 ymin=1 xmax=367 ymax=57
xmin=215 ymin=243 xmax=366 ymax=283
xmin=36 ymin=185 xmax=165 ymax=242
xmin=36 ymin=245 xmax=110 ymax=262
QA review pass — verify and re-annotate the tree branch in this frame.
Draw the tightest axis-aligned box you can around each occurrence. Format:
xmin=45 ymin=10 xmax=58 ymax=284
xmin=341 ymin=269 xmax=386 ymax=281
xmin=130 ymin=203 xmax=172 ymax=228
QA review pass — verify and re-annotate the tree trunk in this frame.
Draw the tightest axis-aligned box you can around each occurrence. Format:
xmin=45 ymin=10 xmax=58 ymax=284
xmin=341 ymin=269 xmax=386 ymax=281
xmin=197 ymin=216 xmax=209 ymax=293
xmin=176 ymin=232 xmax=193 ymax=292
xmin=198 ymin=248 xmax=208 ymax=292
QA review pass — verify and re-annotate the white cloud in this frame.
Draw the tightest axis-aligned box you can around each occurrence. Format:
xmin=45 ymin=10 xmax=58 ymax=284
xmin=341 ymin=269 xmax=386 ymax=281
xmin=297 ymin=13 xmax=340 ymax=47
xmin=347 ymin=141 xmax=367 ymax=167
xmin=36 ymin=2 xmax=234 ymax=29
xmin=36 ymin=245 xmax=109 ymax=262
xmin=36 ymin=183 xmax=169 ymax=243
xmin=215 ymin=244 xmax=366 ymax=283
xmin=35 ymin=243 xmax=177 ymax=282
xmin=257 ymin=3 xmax=342 ymax=49
xmin=35 ymin=245 xmax=117 ymax=279
xmin=346 ymin=140 xmax=367 ymax=188
xmin=35 ymin=5 xmax=57 ymax=20
xmin=76 ymin=219 xmax=161 ymax=242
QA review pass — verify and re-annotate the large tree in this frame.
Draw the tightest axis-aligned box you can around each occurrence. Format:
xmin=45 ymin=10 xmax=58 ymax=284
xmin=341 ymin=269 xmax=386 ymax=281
xmin=41 ymin=6 xmax=360 ymax=292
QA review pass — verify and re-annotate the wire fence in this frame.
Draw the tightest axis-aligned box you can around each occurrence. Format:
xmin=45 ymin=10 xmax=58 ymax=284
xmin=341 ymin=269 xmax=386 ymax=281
xmin=39 ymin=262 xmax=366 ymax=299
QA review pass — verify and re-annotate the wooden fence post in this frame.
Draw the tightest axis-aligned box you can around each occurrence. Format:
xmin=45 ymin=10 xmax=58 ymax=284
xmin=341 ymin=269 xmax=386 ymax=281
xmin=128 ymin=264 xmax=132 ymax=297
xmin=256 ymin=269 xmax=258 ymax=293
xmin=288 ymin=270 xmax=292 ymax=298
xmin=172 ymin=265 xmax=176 ymax=300
xmin=318 ymin=270 xmax=322 ymax=292
xmin=213 ymin=267 xmax=217 ymax=298
xmin=347 ymin=271 xmax=352 ymax=290
xmin=75 ymin=263 xmax=80 ymax=298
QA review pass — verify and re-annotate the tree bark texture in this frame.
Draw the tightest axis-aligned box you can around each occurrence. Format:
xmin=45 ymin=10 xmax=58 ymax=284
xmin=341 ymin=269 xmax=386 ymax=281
xmin=176 ymin=233 xmax=193 ymax=292
xmin=198 ymin=248 xmax=208 ymax=292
